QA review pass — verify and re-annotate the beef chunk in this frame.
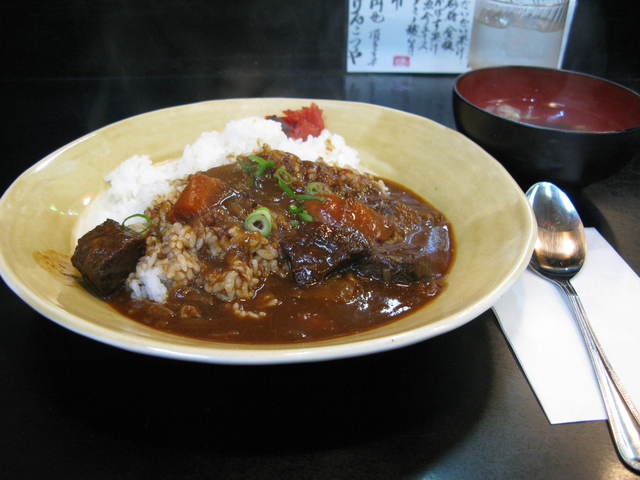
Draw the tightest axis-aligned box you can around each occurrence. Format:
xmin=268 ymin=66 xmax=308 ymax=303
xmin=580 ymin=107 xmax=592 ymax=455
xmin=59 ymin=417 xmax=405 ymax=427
xmin=71 ymin=219 xmax=146 ymax=297
xmin=281 ymin=223 xmax=370 ymax=286
xmin=281 ymin=221 xmax=445 ymax=286
xmin=353 ymin=222 xmax=450 ymax=284
xmin=353 ymin=244 xmax=435 ymax=284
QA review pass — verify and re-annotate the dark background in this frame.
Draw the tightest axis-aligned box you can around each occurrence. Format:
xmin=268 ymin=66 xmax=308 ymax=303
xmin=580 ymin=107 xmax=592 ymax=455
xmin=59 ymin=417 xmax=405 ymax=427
xmin=2 ymin=1 xmax=638 ymax=164
xmin=1 ymin=1 xmax=639 ymax=479
xmin=1 ymin=1 xmax=638 ymax=82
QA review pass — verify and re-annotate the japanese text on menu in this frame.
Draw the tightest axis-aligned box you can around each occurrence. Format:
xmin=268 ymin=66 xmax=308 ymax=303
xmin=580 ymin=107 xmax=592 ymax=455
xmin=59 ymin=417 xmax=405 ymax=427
xmin=347 ymin=0 xmax=474 ymax=73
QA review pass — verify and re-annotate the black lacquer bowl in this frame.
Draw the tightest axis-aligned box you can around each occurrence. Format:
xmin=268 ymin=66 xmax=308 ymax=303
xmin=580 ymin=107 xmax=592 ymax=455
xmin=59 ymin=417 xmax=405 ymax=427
xmin=453 ymin=66 xmax=640 ymax=188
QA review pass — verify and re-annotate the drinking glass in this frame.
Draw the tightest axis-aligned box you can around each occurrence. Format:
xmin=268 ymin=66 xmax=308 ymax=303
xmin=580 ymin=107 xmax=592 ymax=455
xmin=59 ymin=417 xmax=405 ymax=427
xmin=468 ymin=0 xmax=569 ymax=69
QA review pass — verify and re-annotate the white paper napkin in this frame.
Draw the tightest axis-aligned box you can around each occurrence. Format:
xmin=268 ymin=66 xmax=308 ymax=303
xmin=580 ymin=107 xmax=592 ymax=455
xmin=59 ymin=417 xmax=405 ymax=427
xmin=493 ymin=228 xmax=640 ymax=424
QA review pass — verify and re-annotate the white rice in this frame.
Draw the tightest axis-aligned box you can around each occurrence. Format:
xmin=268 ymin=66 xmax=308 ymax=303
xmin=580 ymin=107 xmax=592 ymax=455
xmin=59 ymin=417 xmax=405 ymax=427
xmin=76 ymin=116 xmax=361 ymax=238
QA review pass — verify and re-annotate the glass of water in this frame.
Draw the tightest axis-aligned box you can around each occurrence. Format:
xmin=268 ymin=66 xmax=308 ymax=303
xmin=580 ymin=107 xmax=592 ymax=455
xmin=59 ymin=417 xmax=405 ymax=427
xmin=468 ymin=0 xmax=569 ymax=69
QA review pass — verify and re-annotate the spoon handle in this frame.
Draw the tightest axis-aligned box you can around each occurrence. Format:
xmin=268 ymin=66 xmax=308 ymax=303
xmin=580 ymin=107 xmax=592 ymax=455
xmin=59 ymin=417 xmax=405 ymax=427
xmin=557 ymin=279 xmax=640 ymax=472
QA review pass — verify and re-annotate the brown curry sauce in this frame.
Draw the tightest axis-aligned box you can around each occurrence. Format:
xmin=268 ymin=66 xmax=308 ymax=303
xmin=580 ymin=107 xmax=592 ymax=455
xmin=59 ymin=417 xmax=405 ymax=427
xmin=107 ymin=161 xmax=454 ymax=344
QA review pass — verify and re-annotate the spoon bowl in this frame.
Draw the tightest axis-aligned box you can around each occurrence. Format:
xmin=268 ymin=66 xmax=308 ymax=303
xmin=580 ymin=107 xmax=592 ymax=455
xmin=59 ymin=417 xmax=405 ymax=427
xmin=527 ymin=181 xmax=640 ymax=472
xmin=527 ymin=182 xmax=585 ymax=279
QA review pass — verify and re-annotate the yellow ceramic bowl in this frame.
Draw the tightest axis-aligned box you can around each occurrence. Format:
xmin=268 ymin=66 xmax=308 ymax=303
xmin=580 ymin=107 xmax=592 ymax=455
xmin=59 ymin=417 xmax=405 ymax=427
xmin=0 ymin=98 xmax=536 ymax=364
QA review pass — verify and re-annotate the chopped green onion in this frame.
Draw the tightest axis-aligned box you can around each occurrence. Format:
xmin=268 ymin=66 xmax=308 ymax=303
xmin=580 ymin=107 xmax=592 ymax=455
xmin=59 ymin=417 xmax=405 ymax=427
xmin=238 ymin=159 xmax=254 ymax=175
xmin=275 ymin=166 xmax=294 ymax=184
xmin=122 ymin=213 xmax=152 ymax=234
xmin=274 ymin=166 xmax=327 ymax=203
xmin=278 ymin=178 xmax=295 ymax=196
xmin=239 ymin=155 xmax=276 ymax=179
xmin=293 ymin=193 xmax=327 ymax=202
xmin=248 ymin=154 xmax=275 ymax=169
xmin=287 ymin=202 xmax=315 ymax=223
xmin=290 ymin=220 xmax=300 ymax=228
xmin=278 ymin=182 xmax=326 ymax=202
xmin=305 ymin=182 xmax=330 ymax=195
xmin=298 ymin=211 xmax=314 ymax=222
xmin=243 ymin=207 xmax=273 ymax=237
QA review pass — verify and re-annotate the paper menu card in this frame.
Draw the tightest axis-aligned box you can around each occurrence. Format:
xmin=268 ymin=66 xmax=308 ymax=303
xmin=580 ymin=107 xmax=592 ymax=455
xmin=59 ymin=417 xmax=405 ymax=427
xmin=347 ymin=0 xmax=474 ymax=73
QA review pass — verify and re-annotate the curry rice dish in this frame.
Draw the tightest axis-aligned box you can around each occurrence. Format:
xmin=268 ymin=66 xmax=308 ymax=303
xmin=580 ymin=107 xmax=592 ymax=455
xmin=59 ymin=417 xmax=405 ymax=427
xmin=71 ymin=107 xmax=454 ymax=344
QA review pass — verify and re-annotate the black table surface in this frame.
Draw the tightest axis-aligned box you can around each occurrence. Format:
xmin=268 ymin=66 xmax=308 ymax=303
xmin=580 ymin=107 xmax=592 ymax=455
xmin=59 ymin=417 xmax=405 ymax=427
xmin=1 ymin=72 xmax=639 ymax=480
xmin=2 ymin=2 xmax=640 ymax=479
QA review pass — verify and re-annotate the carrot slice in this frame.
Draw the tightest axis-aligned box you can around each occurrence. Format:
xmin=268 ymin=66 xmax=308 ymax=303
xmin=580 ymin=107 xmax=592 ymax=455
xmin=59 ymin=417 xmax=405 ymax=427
xmin=168 ymin=173 xmax=228 ymax=223
xmin=304 ymin=194 xmax=392 ymax=242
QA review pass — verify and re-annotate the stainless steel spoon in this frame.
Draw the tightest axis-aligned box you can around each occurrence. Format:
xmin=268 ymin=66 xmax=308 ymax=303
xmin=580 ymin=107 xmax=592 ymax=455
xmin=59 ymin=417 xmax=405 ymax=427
xmin=526 ymin=181 xmax=640 ymax=472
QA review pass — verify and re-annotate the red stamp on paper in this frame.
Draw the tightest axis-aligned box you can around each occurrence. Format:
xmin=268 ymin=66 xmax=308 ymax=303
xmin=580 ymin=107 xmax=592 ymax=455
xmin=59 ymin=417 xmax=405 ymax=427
xmin=393 ymin=55 xmax=410 ymax=67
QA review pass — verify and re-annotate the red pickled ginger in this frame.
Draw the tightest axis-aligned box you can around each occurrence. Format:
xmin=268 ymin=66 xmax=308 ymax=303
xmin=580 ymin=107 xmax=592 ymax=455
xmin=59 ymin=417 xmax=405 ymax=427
xmin=267 ymin=103 xmax=325 ymax=140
